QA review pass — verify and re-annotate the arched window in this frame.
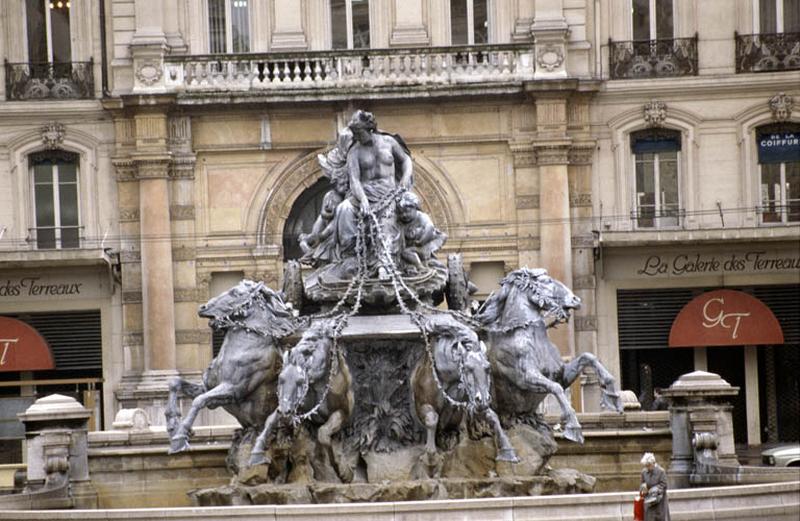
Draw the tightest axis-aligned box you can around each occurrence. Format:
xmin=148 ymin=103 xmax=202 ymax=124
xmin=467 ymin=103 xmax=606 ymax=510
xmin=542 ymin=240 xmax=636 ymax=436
xmin=282 ymin=178 xmax=331 ymax=261
xmin=756 ymin=122 xmax=800 ymax=224
xmin=630 ymin=128 xmax=682 ymax=228
xmin=29 ymin=150 xmax=80 ymax=249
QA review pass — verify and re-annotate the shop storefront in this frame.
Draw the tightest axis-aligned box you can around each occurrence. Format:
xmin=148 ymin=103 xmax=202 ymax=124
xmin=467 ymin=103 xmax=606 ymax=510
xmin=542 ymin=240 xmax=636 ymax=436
xmin=0 ymin=265 xmax=116 ymax=463
xmin=598 ymin=242 xmax=800 ymax=446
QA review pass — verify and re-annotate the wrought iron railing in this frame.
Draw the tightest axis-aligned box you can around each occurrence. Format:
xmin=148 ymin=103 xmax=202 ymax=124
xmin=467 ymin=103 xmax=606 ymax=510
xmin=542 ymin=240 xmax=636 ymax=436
xmin=163 ymin=44 xmax=535 ymax=92
xmin=608 ymin=35 xmax=698 ymax=79
xmin=631 ymin=207 xmax=685 ymax=229
xmin=735 ymin=31 xmax=800 ymax=73
xmin=4 ymin=60 xmax=94 ymax=100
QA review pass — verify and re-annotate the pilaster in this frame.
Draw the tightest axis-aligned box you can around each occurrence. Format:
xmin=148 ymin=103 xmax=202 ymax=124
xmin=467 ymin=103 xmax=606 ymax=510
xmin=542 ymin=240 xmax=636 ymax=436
xmin=389 ymin=0 xmax=430 ymax=46
xmin=271 ymin=0 xmax=309 ymax=50
xmin=531 ymin=0 xmax=569 ymax=79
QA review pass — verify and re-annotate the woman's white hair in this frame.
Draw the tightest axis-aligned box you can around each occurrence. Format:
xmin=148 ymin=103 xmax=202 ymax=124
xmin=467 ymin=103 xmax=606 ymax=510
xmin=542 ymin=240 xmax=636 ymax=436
xmin=641 ymin=452 xmax=657 ymax=466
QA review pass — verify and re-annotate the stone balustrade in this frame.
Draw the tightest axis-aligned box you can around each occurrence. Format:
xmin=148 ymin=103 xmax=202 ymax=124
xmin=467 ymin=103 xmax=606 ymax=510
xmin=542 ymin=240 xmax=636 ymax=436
xmin=163 ymin=44 xmax=535 ymax=94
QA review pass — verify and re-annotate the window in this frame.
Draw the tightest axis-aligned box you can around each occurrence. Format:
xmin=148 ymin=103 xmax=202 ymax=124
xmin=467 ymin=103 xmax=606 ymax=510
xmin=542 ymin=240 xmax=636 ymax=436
xmin=208 ymin=0 xmax=250 ymax=53
xmin=631 ymin=129 xmax=681 ymax=228
xmin=26 ymin=0 xmax=72 ymax=64
xmin=632 ymin=0 xmax=673 ymax=40
xmin=757 ymin=124 xmax=800 ymax=224
xmin=758 ymin=0 xmax=800 ymax=34
xmin=30 ymin=150 xmax=80 ymax=249
xmin=331 ymin=0 xmax=370 ymax=49
xmin=451 ymin=0 xmax=488 ymax=45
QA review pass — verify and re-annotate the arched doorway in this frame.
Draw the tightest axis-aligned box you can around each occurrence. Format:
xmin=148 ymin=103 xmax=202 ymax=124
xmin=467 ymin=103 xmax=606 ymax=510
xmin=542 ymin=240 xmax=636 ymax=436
xmin=282 ymin=177 xmax=330 ymax=261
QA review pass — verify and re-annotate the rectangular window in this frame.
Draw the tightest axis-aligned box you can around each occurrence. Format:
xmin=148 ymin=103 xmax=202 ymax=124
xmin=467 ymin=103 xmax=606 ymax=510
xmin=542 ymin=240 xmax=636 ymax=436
xmin=451 ymin=0 xmax=488 ymax=45
xmin=757 ymin=127 xmax=800 ymax=224
xmin=208 ymin=0 xmax=250 ymax=53
xmin=26 ymin=0 xmax=72 ymax=63
xmin=632 ymin=0 xmax=674 ymax=40
xmin=759 ymin=0 xmax=800 ymax=33
xmin=632 ymin=130 xmax=681 ymax=228
xmin=31 ymin=152 xmax=80 ymax=249
xmin=331 ymin=0 xmax=370 ymax=49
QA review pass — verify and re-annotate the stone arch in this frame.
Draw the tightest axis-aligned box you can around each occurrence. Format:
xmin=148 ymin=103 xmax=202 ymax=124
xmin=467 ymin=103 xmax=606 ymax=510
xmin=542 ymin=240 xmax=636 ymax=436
xmin=253 ymin=149 xmax=466 ymax=252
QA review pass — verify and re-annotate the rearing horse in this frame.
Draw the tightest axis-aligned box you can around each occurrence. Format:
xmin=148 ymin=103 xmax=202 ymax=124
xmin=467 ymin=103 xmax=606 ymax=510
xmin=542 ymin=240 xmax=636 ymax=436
xmin=476 ymin=268 xmax=623 ymax=444
xmin=165 ymin=279 xmax=294 ymax=453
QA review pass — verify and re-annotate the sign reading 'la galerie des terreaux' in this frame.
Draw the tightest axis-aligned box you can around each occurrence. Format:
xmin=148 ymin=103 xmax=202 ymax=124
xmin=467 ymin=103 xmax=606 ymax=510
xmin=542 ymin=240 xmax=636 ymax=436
xmin=637 ymin=250 xmax=800 ymax=277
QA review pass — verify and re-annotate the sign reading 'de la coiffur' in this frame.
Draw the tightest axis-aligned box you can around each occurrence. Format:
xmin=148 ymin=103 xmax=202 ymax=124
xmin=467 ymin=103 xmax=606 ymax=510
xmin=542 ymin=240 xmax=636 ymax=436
xmin=668 ymin=289 xmax=784 ymax=348
xmin=0 ymin=316 xmax=55 ymax=372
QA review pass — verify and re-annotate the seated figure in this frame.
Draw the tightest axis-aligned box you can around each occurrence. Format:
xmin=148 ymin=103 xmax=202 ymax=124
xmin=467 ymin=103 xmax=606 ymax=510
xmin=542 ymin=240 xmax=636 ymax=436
xmin=397 ymin=192 xmax=447 ymax=274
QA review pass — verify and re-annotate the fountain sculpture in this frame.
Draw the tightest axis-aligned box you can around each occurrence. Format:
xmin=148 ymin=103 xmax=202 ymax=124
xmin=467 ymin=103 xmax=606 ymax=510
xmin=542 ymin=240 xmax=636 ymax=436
xmin=165 ymin=110 xmax=624 ymax=504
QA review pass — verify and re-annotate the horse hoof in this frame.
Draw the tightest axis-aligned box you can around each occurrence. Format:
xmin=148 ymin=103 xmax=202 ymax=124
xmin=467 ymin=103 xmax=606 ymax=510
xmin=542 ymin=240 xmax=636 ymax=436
xmin=497 ymin=448 xmax=520 ymax=463
xmin=564 ymin=427 xmax=584 ymax=444
xmin=168 ymin=435 xmax=190 ymax=454
xmin=248 ymin=452 xmax=270 ymax=467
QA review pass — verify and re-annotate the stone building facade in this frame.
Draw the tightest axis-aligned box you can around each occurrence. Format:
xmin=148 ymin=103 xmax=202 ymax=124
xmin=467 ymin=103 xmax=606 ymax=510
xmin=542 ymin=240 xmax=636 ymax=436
xmin=1 ymin=1 xmax=797 ymax=451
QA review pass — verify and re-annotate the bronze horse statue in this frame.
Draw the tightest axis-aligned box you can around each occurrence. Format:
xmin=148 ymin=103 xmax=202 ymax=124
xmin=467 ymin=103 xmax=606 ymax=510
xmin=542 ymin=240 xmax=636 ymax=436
xmin=412 ymin=315 xmax=519 ymax=474
xmin=249 ymin=321 xmax=354 ymax=482
xmin=165 ymin=279 xmax=294 ymax=453
xmin=476 ymin=268 xmax=623 ymax=444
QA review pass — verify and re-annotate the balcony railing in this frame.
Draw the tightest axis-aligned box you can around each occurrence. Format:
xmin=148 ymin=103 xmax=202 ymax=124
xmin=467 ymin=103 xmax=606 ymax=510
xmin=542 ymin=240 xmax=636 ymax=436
xmin=164 ymin=44 xmax=534 ymax=94
xmin=631 ymin=207 xmax=685 ymax=229
xmin=735 ymin=31 xmax=800 ymax=73
xmin=608 ymin=36 xmax=698 ymax=79
xmin=4 ymin=60 xmax=94 ymax=100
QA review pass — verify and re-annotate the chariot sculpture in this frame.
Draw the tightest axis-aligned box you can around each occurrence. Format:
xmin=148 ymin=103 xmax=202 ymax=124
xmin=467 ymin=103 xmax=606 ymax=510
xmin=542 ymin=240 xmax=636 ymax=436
xmin=166 ymin=111 xmax=622 ymax=503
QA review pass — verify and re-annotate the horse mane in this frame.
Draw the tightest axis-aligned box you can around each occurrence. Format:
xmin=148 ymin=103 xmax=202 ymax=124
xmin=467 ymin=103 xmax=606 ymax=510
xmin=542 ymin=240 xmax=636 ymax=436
xmin=253 ymin=284 xmax=296 ymax=338
xmin=477 ymin=268 xmax=568 ymax=332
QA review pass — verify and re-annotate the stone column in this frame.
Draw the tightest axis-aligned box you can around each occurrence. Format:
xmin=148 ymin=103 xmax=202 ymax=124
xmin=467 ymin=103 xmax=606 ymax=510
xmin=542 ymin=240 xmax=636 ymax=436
xmin=390 ymin=0 xmax=430 ymax=46
xmin=662 ymin=371 xmax=740 ymax=489
xmin=131 ymin=0 xmax=168 ymax=92
xmin=134 ymin=111 xmax=177 ymax=391
xmin=271 ymin=0 xmax=308 ymax=50
xmin=743 ymin=346 xmax=761 ymax=446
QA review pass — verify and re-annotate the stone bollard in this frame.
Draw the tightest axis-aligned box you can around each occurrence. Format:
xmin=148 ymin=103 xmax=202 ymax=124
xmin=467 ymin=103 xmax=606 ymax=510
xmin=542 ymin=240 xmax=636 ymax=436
xmin=17 ymin=394 xmax=98 ymax=508
xmin=661 ymin=371 xmax=739 ymax=489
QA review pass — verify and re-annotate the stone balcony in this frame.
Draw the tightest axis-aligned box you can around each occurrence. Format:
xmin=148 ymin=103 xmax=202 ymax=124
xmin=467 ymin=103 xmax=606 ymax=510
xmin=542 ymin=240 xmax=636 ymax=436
xmin=160 ymin=44 xmax=535 ymax=103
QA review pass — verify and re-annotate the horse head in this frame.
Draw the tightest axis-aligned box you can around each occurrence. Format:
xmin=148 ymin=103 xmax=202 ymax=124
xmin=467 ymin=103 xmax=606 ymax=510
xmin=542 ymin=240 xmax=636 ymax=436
xmin=476 ymin=268 xmax=581 ymax=330
xmin=198 ymin=279 xmax=294 ymax=337
xmin=424 ymin=315 xmax=491 ymax=409
xmin=277 ymin=321 xmax=335 ymax=415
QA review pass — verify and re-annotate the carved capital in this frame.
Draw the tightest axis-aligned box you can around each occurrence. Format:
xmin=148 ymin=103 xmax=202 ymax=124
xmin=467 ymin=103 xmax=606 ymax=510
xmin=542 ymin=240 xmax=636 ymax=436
xmin=175 ymin=329 xmax=211 ymax=345
xmin=170 ymin=156 xmax=196 ymax=179
xmin=169 ymin=205 xmax=195 ymax=221
xmin=122 ymin=290 xmax=143 ymax=304
xmin=769 ymin=92 xmax=794 ymax=122
xmin=41 ymin=122 xmax=65 ymax=149
xmin=569 ymin=193 xmax=592 ymax=207
xmin=120 ymin=250 xmax=141 ymax=263
xmin=573 ymin=275 xmax=596 ymax=290
xmin=568 ymin=146 xmax=594 ymax=165
xmin=535 ymin=145 xmax=570 ymax=165
xmin=643 ymin=100 xmax=668 ymax=127
xmin=571 ymin=235 xmax=594 ymax=248
xmin=113 ymin=158 xmax=137 ymax=182
xmin=516 ymin=195 xmax=540 ymax=210
xmin=173 ymin=288 xmax=200 ymax=302
xmin=119 ymin=207 xmax=140 ymax=222
xmin=509 ymin=141 xmax=536 ymax=168
xmin=136 ymin=159 xmax=171 ymax=179
xmin=575 ymin=315 xmax=598 ymax=331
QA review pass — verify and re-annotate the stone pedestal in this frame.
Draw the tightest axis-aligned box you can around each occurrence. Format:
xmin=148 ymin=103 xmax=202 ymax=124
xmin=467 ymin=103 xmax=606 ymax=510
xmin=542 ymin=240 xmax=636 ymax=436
xmin=17 ymin=394 xmax=98 ymax=508
xmin=662 ymin=371 xmax=740 ymax=489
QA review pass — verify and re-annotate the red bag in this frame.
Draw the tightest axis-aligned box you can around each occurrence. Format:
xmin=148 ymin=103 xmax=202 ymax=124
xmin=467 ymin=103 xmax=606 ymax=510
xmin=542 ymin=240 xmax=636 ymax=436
xmin=633 ymin=495 xmax=645 ymax=521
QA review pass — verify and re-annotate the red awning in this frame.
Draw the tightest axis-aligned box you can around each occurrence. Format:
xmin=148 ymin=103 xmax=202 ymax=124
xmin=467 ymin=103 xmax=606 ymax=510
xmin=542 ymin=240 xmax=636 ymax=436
xmin=0 ymin=317 xmax=56 ymax=372
xmin=669 ymin=289 xmax=784 ymax=347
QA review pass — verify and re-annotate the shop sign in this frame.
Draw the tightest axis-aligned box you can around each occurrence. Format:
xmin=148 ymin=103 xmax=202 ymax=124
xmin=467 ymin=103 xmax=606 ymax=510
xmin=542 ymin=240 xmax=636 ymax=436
xmin=637 ymin=250 xmax=800 ymax=278
xmin=0 ymin=317 xmax=55 ymax=372
xmin=0 ymin=268 xmax=109 ymax=302
xmin=669 ymin=289 xmax=784 ymax=347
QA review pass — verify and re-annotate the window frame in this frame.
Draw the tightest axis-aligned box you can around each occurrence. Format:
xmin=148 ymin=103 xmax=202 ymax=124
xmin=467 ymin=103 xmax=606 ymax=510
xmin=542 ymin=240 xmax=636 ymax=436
xmin=755 ymin=0 xmax=785 ymax=34
xmin=450 ymin=0 xmax=489 ymax=45
xmin=29 ymin=151 xmax=81 ymax=250
xmin=632 ymin=149 xmax=682 ymax=229
xmin=24 ymin=0 xmax=72 ymax=63
xmin=630 ymin=0 xmax=675 ymax=41
xmin=207 ymin=0 xmax=252 ymax=54
xmin=759 ymin=161 xmax=799 ymax=224
xmin=331 ymin=0 xmax=371 ymax=50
